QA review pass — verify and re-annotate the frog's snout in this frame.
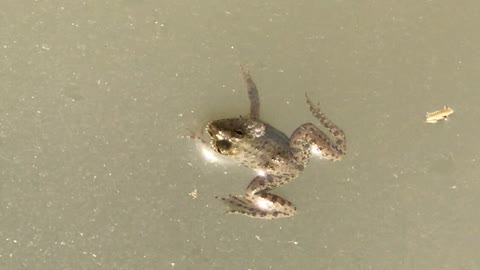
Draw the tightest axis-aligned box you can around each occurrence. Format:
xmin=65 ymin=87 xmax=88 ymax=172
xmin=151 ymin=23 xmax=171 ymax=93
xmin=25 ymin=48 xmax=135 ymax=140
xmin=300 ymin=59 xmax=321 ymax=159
xmin=206 ymin=122 xmax=215 ymax=138
xmin=206 ymin=121 xmax=221 ymax=139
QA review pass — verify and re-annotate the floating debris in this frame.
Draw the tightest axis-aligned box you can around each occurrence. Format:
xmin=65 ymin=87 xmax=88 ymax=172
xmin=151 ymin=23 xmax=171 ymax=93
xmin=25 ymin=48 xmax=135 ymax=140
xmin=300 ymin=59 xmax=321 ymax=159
xmin=189 ymin=189 xmax=197 ymax=199
xmin=425 ymin=106 xmax=454 ymax=123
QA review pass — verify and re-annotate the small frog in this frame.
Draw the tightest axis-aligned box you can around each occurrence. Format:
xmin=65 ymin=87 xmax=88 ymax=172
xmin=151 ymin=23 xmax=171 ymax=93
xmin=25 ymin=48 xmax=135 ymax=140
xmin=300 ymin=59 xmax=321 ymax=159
xmin=203 ymin=67 xmax=346 ymax=219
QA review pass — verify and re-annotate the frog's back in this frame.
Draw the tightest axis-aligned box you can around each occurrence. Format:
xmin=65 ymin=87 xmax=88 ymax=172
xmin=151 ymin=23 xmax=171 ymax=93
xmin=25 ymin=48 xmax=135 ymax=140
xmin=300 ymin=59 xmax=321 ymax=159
xmin=237 ymin=121 xmax=299 ymax=174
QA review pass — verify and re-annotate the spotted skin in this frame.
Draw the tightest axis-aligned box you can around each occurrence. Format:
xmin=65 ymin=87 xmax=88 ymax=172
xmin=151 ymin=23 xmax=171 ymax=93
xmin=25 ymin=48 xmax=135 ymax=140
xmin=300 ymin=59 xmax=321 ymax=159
xmin=205 ymin=68 xmax=346 ymax=219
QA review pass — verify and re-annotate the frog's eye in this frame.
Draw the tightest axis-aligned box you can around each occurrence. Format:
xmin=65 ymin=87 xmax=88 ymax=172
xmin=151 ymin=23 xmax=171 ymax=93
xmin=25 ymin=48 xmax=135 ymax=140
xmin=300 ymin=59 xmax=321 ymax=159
xmin=216 ymin=140 xmax=232 ymax=153
xmin=234 ymin=129 xmax=245 ymax=137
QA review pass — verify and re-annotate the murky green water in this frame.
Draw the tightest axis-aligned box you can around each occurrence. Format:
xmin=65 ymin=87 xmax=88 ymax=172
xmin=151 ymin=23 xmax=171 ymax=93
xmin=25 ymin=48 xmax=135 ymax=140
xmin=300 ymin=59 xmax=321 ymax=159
xmin=1 ymin=1 xmax=479 ymax=269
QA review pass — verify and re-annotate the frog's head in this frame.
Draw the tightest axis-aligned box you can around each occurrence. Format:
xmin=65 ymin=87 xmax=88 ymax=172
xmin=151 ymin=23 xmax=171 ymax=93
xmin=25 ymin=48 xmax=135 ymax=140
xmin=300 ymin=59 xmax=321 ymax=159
xmin=206 ymin=117 xmax=265 ymax=156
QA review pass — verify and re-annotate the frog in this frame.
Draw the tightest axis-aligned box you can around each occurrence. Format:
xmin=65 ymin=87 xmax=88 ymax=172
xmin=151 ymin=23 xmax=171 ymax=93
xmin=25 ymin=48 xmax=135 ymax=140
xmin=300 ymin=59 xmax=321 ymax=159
xmin=203 ymin=67 xmax=346 ymax=219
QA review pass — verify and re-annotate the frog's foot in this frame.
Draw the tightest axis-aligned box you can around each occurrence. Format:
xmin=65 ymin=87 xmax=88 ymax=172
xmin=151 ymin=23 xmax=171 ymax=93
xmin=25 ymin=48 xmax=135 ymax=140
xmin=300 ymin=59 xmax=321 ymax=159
xmin=215 ymin=193 xmax=296 ymax=219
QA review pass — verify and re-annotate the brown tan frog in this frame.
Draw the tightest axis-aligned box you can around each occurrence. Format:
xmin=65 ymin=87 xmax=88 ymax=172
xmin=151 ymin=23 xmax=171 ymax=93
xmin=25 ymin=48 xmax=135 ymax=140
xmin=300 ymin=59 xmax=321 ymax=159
xmin=203 ymin=67 xmax=346 ymax=219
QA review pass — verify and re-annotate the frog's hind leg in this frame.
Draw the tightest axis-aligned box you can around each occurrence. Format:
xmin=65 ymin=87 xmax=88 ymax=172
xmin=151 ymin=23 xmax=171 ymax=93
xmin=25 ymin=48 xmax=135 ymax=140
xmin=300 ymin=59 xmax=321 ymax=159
xmin=240 ymin=66 xmax=260 ymax=119
xmin=215 ymin=175 xmax=296 ymax=219
xmin=303 ymin=94 xmax=346 ymax=160
xmin=215 ymin=193 xmax=296 ymax=219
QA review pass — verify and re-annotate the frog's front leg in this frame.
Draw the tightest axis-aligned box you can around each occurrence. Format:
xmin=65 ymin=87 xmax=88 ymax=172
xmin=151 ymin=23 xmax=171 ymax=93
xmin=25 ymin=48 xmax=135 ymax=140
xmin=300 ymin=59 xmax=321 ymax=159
xmin=216 ymin=175 xmax=296 ymax=219
xmin=240 ymin=66 xmax=260 ymax=119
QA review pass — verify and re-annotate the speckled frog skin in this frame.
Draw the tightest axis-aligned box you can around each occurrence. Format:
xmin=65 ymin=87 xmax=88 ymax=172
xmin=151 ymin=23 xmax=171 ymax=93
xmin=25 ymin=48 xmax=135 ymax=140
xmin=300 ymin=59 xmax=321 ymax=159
xmin=206 ymin=68 xmax=346 ymax=219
